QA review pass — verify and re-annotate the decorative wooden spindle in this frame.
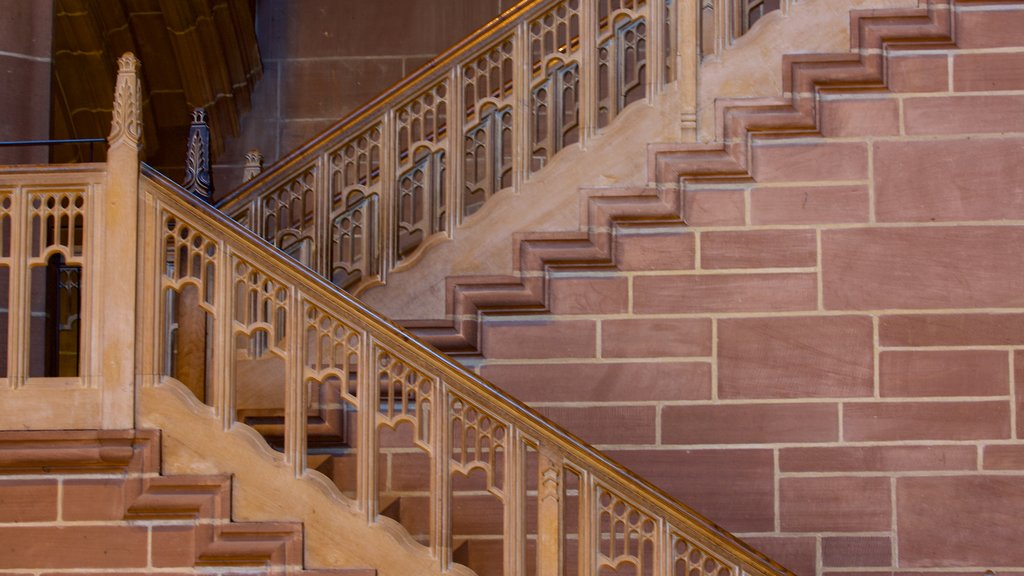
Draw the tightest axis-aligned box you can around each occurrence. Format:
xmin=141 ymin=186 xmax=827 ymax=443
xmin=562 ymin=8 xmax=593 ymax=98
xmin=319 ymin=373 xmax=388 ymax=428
xmin=183 ymin=107 xmax=213 ymax=203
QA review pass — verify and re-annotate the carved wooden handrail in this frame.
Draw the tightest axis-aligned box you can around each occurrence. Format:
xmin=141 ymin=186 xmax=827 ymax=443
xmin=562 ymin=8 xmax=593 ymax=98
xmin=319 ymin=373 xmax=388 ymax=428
xmin=217 ymin=0 xmax=700 ymax=295
xmin=142 ymin=162 xmax=792 ymax=576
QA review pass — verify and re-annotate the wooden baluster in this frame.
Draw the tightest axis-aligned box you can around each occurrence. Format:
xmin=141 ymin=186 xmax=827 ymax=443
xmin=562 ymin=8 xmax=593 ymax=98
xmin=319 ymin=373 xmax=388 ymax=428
xmin=315 ymin=153 xmax=331 ymax=279
xmin=649 ymin=0 xmax=668 ymax=96
xmin=432 ymin=382 xmax=452 ymax=570
xmin=580 ymin=0 xmax=599 ymax=147
xmin=537 ymin=443 xmax=565 ymax=576
xmin=284 ymin=290 xmax=307 ymax=478
xmin=380 ymin=111 xmax=397 ymax=280
xmin=357 ymin=334 xmax=379 ymax=521
xmin=6 ymin=188 xmax=26 ymax=388
xmin=680 ymin=0 xmax=700 ymax=140
xmin=211 ymin=242 xmax=234 ymax=431
xmin=447 ymin=67 xmax=465 ymax=230
xmin=657 ymin=519 xmax=673 ymax=576
xmin=579 ymin=470 xmax=597 ymax=576
xmin=512 ymin=21 xmax=531 ymax=191
xmin=504 ymin=426 xmax=526 ymax=576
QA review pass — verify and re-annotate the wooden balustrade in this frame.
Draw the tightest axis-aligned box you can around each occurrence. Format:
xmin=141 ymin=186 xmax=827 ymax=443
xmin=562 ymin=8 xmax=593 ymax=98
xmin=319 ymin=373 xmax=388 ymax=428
xmin=0 ymin=1 xmax=788 ymax=566
xmin=217 ymin=0 xmax=696 ymax=295
xmin=142 ymin=162 xmax=792 ymax=576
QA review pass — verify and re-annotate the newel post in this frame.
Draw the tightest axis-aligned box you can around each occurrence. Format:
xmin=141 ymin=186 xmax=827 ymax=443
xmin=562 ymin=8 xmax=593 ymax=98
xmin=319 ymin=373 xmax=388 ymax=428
xmin=99 ymin=52 xmax=143 ymax=429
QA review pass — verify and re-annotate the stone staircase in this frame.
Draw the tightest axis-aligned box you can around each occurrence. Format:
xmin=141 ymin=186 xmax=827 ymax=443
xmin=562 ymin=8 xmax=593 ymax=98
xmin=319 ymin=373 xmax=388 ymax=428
xmin=0 ymin=429 xmax=375 ymax=575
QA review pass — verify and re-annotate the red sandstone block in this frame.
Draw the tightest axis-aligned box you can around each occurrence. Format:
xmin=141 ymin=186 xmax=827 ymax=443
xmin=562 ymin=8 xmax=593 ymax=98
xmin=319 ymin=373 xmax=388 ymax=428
xmin=820 ymin=97 xmax=900 ymax=137
xmin=780 ymin=476 xmax=891 ymax=532
xmin=843 ymin=401 xmax=1010 ymax=441
xmin=779 ymin=445 xmax=977 ymax=473
xmin=750 ymin=184 xmax=869 ymax=225
xmin=601 ymin=317 xmax=712 ymax=358
xmin=534 ymin=405 xmax=657 ymax=445
xmin=954 ymin=8 xmax=1024 ymax=49
xmin=548 ymin=275 xmax=629 ymax=315
xmin=662 ymin=403 xmax=838 ymax=444
xmin=0 ymin=526 xmax=148 ymax=568
xmin=898 ymin=476 xmax=1024 ymax=566
xmin=62 ymin=478 xmax=127 ymax=521
xmin=481 ymin=318 xmax=596 ymax=359
xmin=481 ymin=361 xmax=712 ymax=402
xmin=822 ymin=227 xmax=1024 ymax=310
xmin=611 ymin=448 xmax=774 ymax=533
xmin=822 ymin=536 xmax=892 ymax=568
xmin=1017 ymin=350 xmax=1024 ymax=439
xmin=879 ymin=350 xmax=1009 ymax=397
xmin=740 ymin=536 xmax=817 ymax=576
xmin=718 ymin=316 xmax=873 ymax=399
xmin=633 ymin=273 xmax=817 ymax=314
xmin=904 ymin=95 xmax=1024 ymax=135
xmin=983 ymin=445 xmax=1024 ymax=470
xmin=954 ymin=52 xmax=1024 ymax=92
xmin=387 ymin=451 xmax=434 ymax=492
xmin=151 ymin=525 xmax=197 ymax=568
xmin=0 ymin=479 xmax=57 ymax=522
xmin=700 ymin=230 xmax=817 ymax=270
xmin=614 ymin=228 xmax=696 ymax=271
xmin=874 ymin=139 xmax=1024 ymax=222
xmin=751 ymin=141 xmax=868 ymax=183
xmin=401 ymin=493 xmax=505 ymax=537
xmin=886 ymin=53 xmax=949 ymax=93
xmin=683 ymin=189 xmax=746 ymax=227
xmin=879 ymin=313 xmax=1024 ymax=347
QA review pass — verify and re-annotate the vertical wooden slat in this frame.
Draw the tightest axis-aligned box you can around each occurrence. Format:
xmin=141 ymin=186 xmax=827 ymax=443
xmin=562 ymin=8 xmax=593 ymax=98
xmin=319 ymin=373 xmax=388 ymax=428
xmin=357 ymin=333 xmax=379 ymax=521
xmin=680 ymin=0 xmax=700 ymax=140
xmin=315 ymin=153 xmax=332 ymax=278
xmin=513 ymin=21 xmax=532 ymax=191
xmin=432 ymin=381 xmax=452 ymax=570
xmin=579 ymin=470 xmax=597 ymax=576
xmin=504 ymin=426 xmax=526 ymax=576
xmin=447 ymin=67 xmax=466 ymax=230
xmin=213 ymin=245 xmax=235 ymax=430
xmin=7 ymin=188 xmax=26 ymax=388
xmin=649 ymin=0 xmax=668 ymax=95
xmin=580 ymin=0 xmax=599 ymax=146
xmin=537 ymin=443 xmax=565 ymax=576
xmin=379 ymin=111 xmax=397 ymax=281
xmin=284 ymin=290 xmax=307 ymax=478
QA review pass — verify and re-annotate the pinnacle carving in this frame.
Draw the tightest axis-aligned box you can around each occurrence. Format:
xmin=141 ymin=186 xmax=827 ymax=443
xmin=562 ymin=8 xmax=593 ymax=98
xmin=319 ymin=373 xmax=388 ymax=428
xmin=243 ymin=149 xmax=264 ymax=182
xmin=183 ymin=107 xmax=213 ymax=202
xmin=109 ymin=53 xmax=143 ymax=151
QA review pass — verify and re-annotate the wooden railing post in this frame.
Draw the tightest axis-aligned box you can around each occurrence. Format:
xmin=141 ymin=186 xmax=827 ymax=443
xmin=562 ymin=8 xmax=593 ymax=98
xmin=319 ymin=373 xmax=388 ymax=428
xmin=100 ymin=52 xmax=143 ymax=429
xmin=537 ymin=443 xmax=565 ymax=576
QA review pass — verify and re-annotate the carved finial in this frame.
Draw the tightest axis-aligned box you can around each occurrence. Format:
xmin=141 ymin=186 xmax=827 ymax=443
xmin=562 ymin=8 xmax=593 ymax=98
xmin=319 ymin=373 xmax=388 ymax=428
xmin=109 ymin=52 xmax=143 ymax=151
xmin=183 ymin=107 xmax=213 ymax=203
xmin=243 ymin=149 xmax=264 ymax=182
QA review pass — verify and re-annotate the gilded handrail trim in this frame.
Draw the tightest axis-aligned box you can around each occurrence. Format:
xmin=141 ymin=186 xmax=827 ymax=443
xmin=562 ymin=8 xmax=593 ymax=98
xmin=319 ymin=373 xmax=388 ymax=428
xmin=147 ymin=164 xmax=792 ymax=576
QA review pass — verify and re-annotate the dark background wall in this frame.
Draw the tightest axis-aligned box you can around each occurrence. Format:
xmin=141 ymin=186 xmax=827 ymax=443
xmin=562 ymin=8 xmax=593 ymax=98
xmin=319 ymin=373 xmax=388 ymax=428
xmin=209 ymin=0 xmax=518 ymax=197
xmin=0 ymin=0 xmax=53 ymax=164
